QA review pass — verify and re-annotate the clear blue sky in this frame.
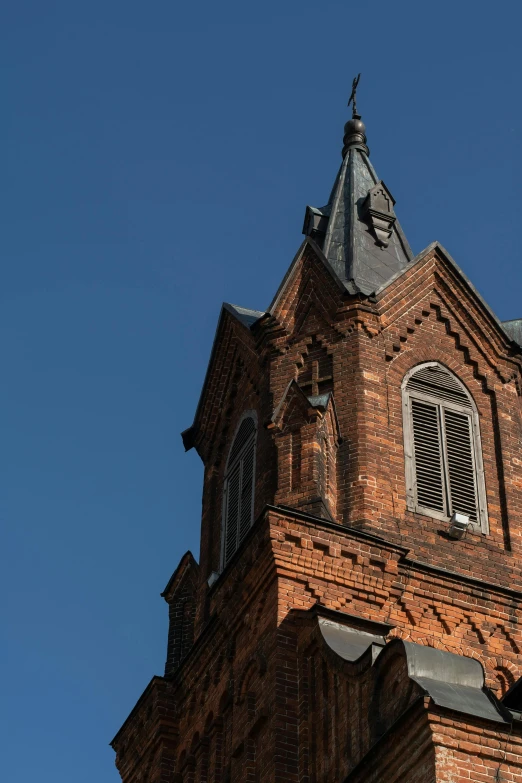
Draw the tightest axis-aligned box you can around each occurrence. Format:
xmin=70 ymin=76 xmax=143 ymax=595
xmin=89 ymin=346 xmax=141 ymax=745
xmin=2 ymin=2 xmax=521 ymax=781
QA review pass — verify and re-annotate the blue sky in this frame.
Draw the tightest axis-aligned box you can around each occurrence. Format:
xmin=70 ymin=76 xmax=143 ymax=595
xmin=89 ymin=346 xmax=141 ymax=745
xmin=2 ymin=2 xmax=521 ymax=781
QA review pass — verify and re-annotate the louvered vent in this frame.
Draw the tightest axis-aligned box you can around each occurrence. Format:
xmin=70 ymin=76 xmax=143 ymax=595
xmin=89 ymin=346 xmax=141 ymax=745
xmin=239 ymin=438 xmax=255 ymax=543
xmin=228 ymin=417 xmax=256 ymax=464
xmin=223 ymin=416 xmax=256 ymax=566
xmin=411 ymin=399 xmax=445 ymax=513
xmin=405 ymin=363 xmax=484 ymax=528
xmin=444 ymin=409 xmax=478 ymax=522
xmin=224 ymin=463 xmax=241 ymax=565
xmin=406 ymin=364 xmax=471 ymax=408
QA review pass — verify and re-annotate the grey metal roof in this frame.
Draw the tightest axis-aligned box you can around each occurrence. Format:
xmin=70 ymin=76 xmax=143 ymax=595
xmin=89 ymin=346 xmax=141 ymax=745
xmin=305 ymin=140 xmax=413 ymax=296
xmin=319 ymin=618 xmax=385 ymax=662
xmin=502 ymin=318 xmax=522 ymax=347
xmin=401 ymin=641 xmax=510 ymax=724
xmin=318 ymin=615 xmax=510 ymax=725
xmin=223 ymin=302 xmax=265 ymax=329
xmin=307 ymin=392 xmax=332 ymax=408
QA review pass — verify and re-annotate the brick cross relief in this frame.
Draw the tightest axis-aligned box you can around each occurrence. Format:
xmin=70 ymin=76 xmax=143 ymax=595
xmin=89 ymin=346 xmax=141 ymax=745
xmin=299 ymin=360 xmax=333 ymax=396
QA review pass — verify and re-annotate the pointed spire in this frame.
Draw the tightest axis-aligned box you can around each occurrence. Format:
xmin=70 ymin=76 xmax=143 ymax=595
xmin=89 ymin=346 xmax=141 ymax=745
xmin=302 ymin=78 xmax=413 ymax=296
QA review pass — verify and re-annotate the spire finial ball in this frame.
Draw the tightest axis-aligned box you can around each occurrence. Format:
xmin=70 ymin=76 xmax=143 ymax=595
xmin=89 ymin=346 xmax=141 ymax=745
xmin=344 ymin=116 xmax=366 ymax=137
xmin=342 ymin=115 xmax=368 ymax=158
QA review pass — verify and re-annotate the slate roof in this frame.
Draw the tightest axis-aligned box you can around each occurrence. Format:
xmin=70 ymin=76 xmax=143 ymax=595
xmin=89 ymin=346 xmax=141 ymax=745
xmin=304 ymin=122 xmax=413 ymax=296
xmin=502 ymin=318 xmax=522 ymax=347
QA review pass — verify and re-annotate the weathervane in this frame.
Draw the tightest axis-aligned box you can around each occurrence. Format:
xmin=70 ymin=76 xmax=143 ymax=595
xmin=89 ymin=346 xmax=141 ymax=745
xmin=348 ymin=73 xmax=361 ymax=118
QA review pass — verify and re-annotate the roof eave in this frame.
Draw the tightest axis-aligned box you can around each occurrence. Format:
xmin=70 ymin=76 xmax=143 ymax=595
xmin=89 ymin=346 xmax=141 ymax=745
xmin=181 ymin=303 xmax=263 ymax=453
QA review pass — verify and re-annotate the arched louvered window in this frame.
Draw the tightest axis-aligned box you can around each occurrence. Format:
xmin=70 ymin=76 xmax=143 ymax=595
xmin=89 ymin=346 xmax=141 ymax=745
xmin=221 ymin=413 xmax=257 ymax=567
xmin=402 ymin=362 xmax=488 ymax=533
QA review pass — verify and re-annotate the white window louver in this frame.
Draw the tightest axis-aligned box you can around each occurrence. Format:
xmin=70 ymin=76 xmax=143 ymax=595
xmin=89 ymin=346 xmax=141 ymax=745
xmin=404 ymin=363 xmax=487 ymax=532
xmin=223 ymin=416 xmax=256 ymax=566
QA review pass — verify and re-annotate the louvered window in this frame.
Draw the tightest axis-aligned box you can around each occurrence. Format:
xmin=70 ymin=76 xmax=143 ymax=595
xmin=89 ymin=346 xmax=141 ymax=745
xmin=402 ymin=363 xmax=488 ymax=532
xmin=222 ymin=414 xmax=257 ymax=567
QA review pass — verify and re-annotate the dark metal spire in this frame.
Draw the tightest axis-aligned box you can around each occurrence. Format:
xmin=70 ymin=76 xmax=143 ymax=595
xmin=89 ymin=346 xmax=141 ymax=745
xmin=301 ymin=81 xmax=413 ymax=295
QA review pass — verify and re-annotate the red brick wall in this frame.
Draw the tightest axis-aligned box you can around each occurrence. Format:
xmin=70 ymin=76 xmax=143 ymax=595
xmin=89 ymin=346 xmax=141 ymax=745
xmin=432 ymin=712 xmax=522 ymax=782
xmin=112 ymin=243 xmax=522 ymax=782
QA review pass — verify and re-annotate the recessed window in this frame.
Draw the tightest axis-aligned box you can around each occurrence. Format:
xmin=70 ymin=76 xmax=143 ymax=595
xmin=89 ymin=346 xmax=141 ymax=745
xmin=402 ymin=363 xmax=488 ymax=533
xmin=222 ymin=413 xmax=257 ymax=567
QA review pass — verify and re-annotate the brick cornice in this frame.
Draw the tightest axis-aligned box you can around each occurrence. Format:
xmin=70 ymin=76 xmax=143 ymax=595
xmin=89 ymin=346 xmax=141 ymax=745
xmin=400 ymin=557 xmax=522 ymax=602
xmin=269 ymin=504 xmax=522 ymax=602
xmin=266 ymin=504 xmax=410 ymax=555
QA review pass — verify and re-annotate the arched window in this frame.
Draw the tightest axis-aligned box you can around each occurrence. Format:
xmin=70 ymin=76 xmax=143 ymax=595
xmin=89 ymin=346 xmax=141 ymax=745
xmin=222 ymin=413 xmax=257 ymax=567
xmin=402 ymin=362 xmax=488 ymax=533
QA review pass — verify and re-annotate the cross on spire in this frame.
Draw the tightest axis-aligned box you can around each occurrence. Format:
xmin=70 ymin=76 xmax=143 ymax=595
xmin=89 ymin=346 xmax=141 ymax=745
xmin=347 ymin=73 xmax=361 ymax=119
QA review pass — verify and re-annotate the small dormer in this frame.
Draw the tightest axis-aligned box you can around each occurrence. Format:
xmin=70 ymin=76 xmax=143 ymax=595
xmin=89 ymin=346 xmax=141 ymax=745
xmin=360 ymin=180 xmax=396 ymax=248
xmin=302 ymin=205 xmax=330 ymax=246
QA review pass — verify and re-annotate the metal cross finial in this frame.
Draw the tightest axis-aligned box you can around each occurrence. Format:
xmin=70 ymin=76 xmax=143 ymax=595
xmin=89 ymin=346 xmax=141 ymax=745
xmin=348 ymin=73 xmax=361 ymax=118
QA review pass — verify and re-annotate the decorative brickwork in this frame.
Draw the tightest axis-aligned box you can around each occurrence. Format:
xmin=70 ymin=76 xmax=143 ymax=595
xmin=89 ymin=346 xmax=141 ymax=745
xmin=297 ymin=336 xmax=334 ymax=396
xmin=111 ymin=121 xmax=522 ymax=782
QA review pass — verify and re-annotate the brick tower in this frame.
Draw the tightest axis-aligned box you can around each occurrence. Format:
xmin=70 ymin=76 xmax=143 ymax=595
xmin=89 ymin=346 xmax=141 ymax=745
xmin=111 ymin=97 xmax=522 ymax=782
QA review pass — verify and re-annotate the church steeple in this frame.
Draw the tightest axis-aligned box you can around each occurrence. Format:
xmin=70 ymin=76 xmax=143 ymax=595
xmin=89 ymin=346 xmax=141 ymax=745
xmin=302 ymin=79 xmax=413 ymax=295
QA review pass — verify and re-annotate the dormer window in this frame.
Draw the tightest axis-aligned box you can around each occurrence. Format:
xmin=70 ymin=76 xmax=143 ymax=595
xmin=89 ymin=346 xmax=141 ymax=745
xmin=221 ymin=413 xmax=257 ymax=567
xmin=402 ymin=363 xmax=488 ymax=533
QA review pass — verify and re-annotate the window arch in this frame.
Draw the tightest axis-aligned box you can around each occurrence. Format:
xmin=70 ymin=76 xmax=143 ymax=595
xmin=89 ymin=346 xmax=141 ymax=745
xmin=402 ymin=362 xmax=488 ymax=533
xmin=221 ymin=412 xmax=257 ymax=567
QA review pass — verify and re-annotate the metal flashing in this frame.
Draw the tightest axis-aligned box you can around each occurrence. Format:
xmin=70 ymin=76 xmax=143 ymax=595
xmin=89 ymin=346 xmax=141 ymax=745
xmin=312 ymin=617 xmax=510 ymax=726
xmin=413 ymin=677 xmax=508 ymax=723
xmin=400 ymin=641 xmax=511 ymax=724
xmin=223 ymin=302 xmax=265 ymax=329
xmin=308 ymin=604 xmax=394 ymax=635
xmin=319 ymin=618 xmax=385 ymax=662
xmin=307 ymin=392 xmax=332 ymax=408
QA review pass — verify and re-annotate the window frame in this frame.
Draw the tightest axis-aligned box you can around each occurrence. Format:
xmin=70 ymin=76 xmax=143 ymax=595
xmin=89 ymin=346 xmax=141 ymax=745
xmin=220 ymin=410 xmax=258 ymax=569
xmin=402 ymin=362 xmax=488 ymax=534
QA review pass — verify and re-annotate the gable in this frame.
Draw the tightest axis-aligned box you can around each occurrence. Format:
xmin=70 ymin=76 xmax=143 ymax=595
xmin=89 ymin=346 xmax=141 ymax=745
xmin=161 ymin=551 xmax=199 ymax=603
xmin=268 ymin=238 xmax=350 ymax=340
xmin=374 ymin=242 xmax=522 ymax=381
xmin=182 ymin=304 xmax=263 ymax=456
xmin=376 ymin=241 xmax=522 ymax=360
